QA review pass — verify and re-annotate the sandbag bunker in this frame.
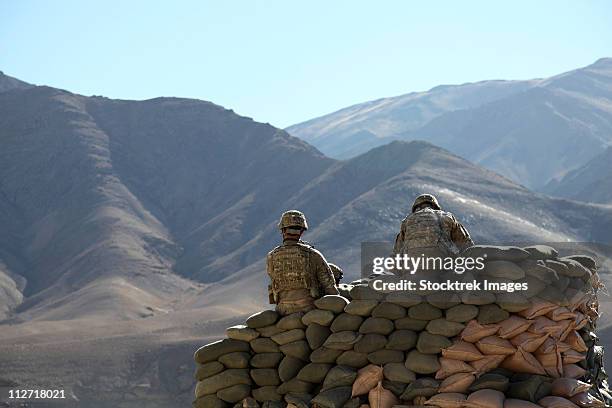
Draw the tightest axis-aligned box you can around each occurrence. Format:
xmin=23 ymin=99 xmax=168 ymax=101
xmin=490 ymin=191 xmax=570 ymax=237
xmin=193 ymin=245 xmax=611 ymax=408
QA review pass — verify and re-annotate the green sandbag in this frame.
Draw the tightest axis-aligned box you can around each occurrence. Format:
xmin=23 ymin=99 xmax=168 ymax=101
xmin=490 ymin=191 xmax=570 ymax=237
xmin=342 ymin=397 xmax=361 ymax=408
xmin=408 ymin=303 xmax=442 ymax=320
xmin=226 ymin=325 xmax=260 ymax=342
xmin=279 ymin=340 xmax=311 ymax=361
xmin=306 ymin=323 xmax=331 ymax=349
xmin=197 ymin=369 xmax=252 ymax=395
xmin=278 ymin=356 xmax=306 ymax=382
xmin=193 ymin=394 xmax=227 ymax=408
xmin=284 ymin=393 xmax=312 ymax=408
xmin=344 ymin=299 xmax=379 ymax=316
xmin=371 ymin=302 xmax=406 ymax=320
xmin=336 ymin=351 xmax=369 ymax=368
xmin=310 ymin=347 xmax=343 ymax=364
xmin=400 ymin=377 xmax=440 ymax=400
xmin=322 ymin=365 xmax=357 ymax=391
xmin=323 ymin=331 xmax=361 ymax=350
xmin=385 ymin=292 xmax=422 ymax=307
xmin=297 ymin=363 xmax=332 ymax=383
xmin=195 ymin=339 xmax=250 ymax=364
xmin=354 ymin=333 xmax=388 ymax=353
xmin=426 ymin=293 xmax=461 ymax=309
xmin=276 ymin=312 xmax=306 ymax=330
xmin=271 ymin=328 xmax=305 ymax=345
xmin=257 ymin=325 xmax=285 ymax=337
xmin=315 ymin=295 xmax=349 ymax=313
xmin=483 ymin=260 xmax=525 ymax=280
xmin=469 ymin=373 xmax=509 ymax=392
xmin=404 ymin=350 xmax=440 ymax=374
xmin=359 ymin=317 xmax=394 ymax=335
xmin=251 ymin=368 xmax=281 ymax=386
xmin=477 ymin=304 xmax=509 ymax=324
xmin=562 ymin=255 xmax=596 ymax=270
xmin=349 ymin=285 xmax=383 ymax=300
xmin=261 ymin=402 xmax=283 ymax=408
xmin=311 ymin=386 xmax=352 ymax=408
xmin=250 ymin=337 xmax=280 ymax=353
xmin=520 ymin=260 xmax=558 ymax=284
xmin=250 ymin=352 xmax=283 ymax=368
xmin=416 ymin=331 xmax=451 ymax=354
xmin=383 ymin=362 xmax=416 ymax=383
xmin=523 ymin=245 xmax=558 ymax=260
xmin=386 ymin=330 xmax=417 ymax=351
xmin=368 ymin=349 xmax=404 ymax=365
xmin=218 ymin=352 xmax=251 ymax=369
xmin=445 ymin=304 xmax=479 ymax=322
xmin=302 ymin=309 xmax=335 ymax=326
xmin=382 ymin=380 xmax=407 ymax=397
xmin=521 ymin=276 xmax=547 ymax=298
xmin=252 ymin=385 xmax=282 ymax=402
xmin=394 ymin=317 xmax=428 ymax=331
xmin=330 ymin=313 xmax=363 ymax=332
xmin=196 ymin=361 xmax=224 ymax=380
xmin=247 ymin=310 xmax=279 ymax=329
xmin=276 ymin=378 xmax=314 ymax=394
xmin=495 ymin=292 xmax=531 ymax=313
xmin=460 ymin=291 xmax=496 ymax=305
xmin=426 ymin=319 xmax=465 ymax=337
xmin=507 ymin=376 xmax=545 ymax=402
xmin=559 ymin=259 xmax=590 ymax=278
xmin=217 ymin=384 xmax=251 ymax=403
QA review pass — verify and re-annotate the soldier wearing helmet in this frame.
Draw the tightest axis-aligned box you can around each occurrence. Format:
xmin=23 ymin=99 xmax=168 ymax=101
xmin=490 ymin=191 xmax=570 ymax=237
xmin=267 ymin=210 xmax=339 ymax=315
xmin=393 ymin=194 xmax=473 ymax=258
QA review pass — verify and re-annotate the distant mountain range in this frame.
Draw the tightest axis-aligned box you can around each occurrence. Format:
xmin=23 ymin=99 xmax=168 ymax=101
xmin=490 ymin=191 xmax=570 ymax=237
xmin=287 ymin=58 xmax=612 ymax=189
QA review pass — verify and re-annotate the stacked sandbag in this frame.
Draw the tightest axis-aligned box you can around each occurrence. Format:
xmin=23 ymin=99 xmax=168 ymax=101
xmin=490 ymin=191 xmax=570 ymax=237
xmin=193 ymin=245 xmax=610 ymax=408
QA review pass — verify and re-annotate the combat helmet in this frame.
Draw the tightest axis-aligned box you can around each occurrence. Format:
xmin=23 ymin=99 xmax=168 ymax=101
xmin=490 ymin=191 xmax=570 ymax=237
xmin=412 ymin=194 xmax=441 ymax=213
xmin=278 ymin=210 xmax=308 ymax=231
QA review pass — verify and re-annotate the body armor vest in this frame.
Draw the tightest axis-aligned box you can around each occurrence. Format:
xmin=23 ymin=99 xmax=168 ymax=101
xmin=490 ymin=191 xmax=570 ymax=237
xmin=268 ymin=244 xmax=313 ymax=295
xmin=399 ymin=208 xmax=459 ymax=255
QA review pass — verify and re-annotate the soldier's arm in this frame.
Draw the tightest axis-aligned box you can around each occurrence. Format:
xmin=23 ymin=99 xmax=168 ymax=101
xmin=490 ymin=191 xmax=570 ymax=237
xmin=313 ymin=251 xmax=339 ymax=295
xmin=450 ymin=215 xmax=474 ymax=250
xmin=393 ymin=223 xmax=405 ymax=253
xmin=266 ymin=253 xmax=276 ymax=304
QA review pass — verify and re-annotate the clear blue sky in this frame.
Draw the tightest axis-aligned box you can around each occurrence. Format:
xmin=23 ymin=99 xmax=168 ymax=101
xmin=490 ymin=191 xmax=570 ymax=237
xmin=2 ymin=1 xmax=611 ymax=128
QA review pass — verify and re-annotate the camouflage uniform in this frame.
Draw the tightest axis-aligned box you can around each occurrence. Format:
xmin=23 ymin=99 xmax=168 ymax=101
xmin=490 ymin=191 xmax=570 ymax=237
xmin=329 ymin=263 xmax=343 ymax=285
xmin=393 ymin=194 xmax=473 ymax=257
xmin=267 ymin=210 xmax=338 ymax=315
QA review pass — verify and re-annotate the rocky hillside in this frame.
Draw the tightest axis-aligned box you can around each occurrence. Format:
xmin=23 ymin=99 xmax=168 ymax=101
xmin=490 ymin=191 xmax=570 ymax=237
xmin=287 ymin=58 xmax=612 ymax=189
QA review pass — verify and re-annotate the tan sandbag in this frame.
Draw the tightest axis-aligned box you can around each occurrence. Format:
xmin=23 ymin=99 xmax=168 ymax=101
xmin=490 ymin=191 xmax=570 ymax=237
xmin=551 ymin=378 xmax=591 ymax=398
xmin=565 ymin=331 xmax=588 ymax=353
xmin=562 ymin=364 xmax=587 ymax=379
xmin=439 ymin=372 xmax=475 ymax=393
xmin=352 ymin=364 xmax=384 ymax=397
xmin=518 ymin=298 xmax=558 ymax=319
xmin=557 ymin=320 xmax=574 ymax=341
xmin=536 ymin=349 xmax=563 ymax=378
xmin=470 ymin=354 xmax=506 ymax=375
xmin=461 ymin=320 xmax=500 ymax=342
xmin=539 ymin=396 xmax=579 ymax=408
xmin=476 ymin=336 xmax=516 ymax=355
xmin=569 ymin=392 xmax=605 ymax=408
xmin=442 ymin=341 xmax=483 ymax=361
xmin=500 ymin=347 xmax=546 ymax=375
xmin=504 ymin=399 xmax=542 ymax=408
xmin=498 ymin=316 xmax=532 ymax=339
xmin=510 ymin=332 xmax=549 ymax=353
xmin=425 ymin=392 xmax=467 ymax=408
xmin=567 ymin=289 xmax=589 ymax=312
xmin=529 ymin=316 xmax=563 ymax=336
xmin=368 ymin=381 xmax=399 ymax=408
xmin=539 ymin=338 xmax=570 ymax=354
xmin=573 ymin=313 xmax=588 ymax=331
xmin=435 ymin=357 xmax=474 ymax=380
xmin=465 ymin=389 xmax=505 ymax=408
xmin=562 ymin=350 xmax=586 ymax=364
xmin=547 ymin=307 xmax=576 ymax=321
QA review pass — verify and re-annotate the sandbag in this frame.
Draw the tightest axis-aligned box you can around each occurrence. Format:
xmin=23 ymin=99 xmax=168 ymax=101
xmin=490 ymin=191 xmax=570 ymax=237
xmin=425 ymin=392 xmax=467 ymax=408
xmin=276 ymin=378 xmax=314 ymax=394
xmin=252 ymin=386 xmax=282 ymax=402
xmin=446 ymin=304 xmax=479 ymax=322
xmin=462 ymin=245 xmax=530 ymax=262
xmin=538 ymin=396 xmax=580 ymax=408
xmin=408 ymin=303 xmax=443 ymax=320
xmin=442 ymin=341 xmax=483 ymax=362
xmin=352 ymin=365 xmax=384 ymax=397
xmin=524 ymin=245 xmax=559 ymax=260
xmin=461 ymin=291 xmax=497 ymax=305
xmin=278 ymin=356 xmax=306 ymax=382
xmin=570 ymin=392 xmax=605 ymax=408
xmin=562 ymin=255 xmax=596 ymax=271
xmin=405 ymin=350 xmax=441 ymax=374
xmin=483 ymin=261 xmax=525 ymax=280
xmin=330 ymin=313 xmax=364 ymax=332
xmin=350 ymin=285 xmax=384 ymax=301
xmin=195 ymin=339 xmax=251 ymax=364
xmin=302 ymin=309 xmax=335 ymax=326
xmin=565 ymin=331 xmax=588 ymax=353
xmin=507 ymin=375 xmax=546 ymax=402
xmin=257 ymin=325 xmax=284 ymax=337
xmin=367 ymin=349 xmax=404 ymax=365
xmin=368 ymin=382 xmax=399 ymax=408
xmin=386 ymin=330 xmax=417 ymax=351
xmin=372 ymin=302 xmax=407 ymax=320
xmin=465 ymin=389 xmax=505 ymax=408
xmin=310 ymin=347 xmax=343 ymax=364
xmin=251 ymin=369 xmax=280 ymax=386
xmin=297 ymin=363 xmax=332 ymax=383
xmin=360 ymin=317 xmax=394 ymax=335
xmin=469 ymin=373 xmax=509 ymax=392
xmin=461 ymin=320 xmax=500 ymax=342
xmin=563 ymin=350 xmax=586 ymax=364
xmin=510 ymin=332 xmax=550 ymax=353
xmin=498 ymin=316 xmax=532 ymax=339
xmin=476 ymin=336 xmax=516 ymax=356
xmin=547 ymin=307 xmax=575 ymax=322
xmin=219 ymin=352 xmax=251 ymax=369
xmin=285 ymin=393 xmax=312 ymax=408
xmin=247 ymin=310 xmax=279 ymax=329
xmin=435 ymin=357 xmax=474 ymax=379
xmin=381 ymin=379 xmax=406 ymax=397
xmin=478 ymin=304 xmax=510 ymax=324
xmin=426 ymin=319 xmax=465 ymax=337
xmin=279 ymin=340 xmax=311 ymax=361
xmin=562 ymin=364 xmax=587 ymax=379
xmin=322 ymin=365 xmax=357 ymax=391
xmin=306 ymin=323 xmax=331 ymax=349
xmin=501 ymin=347 xmax=546 ymax=375
xmin=315 ymin=295 xmax=350 ymax=313
xmin=504 ymin=399 xmax=541 ymax=408
xmin=324 ymin=331 xmax=362 ymax=350
xmin=385 ymin=292 xmax=422 ymax=307
xmin=383 ymin=362 xmax=416 ymax=383
xmin=470 ymin=354 xmax=506 ymax=375
xmin=196 ymin=361 xmax=225 ymax=380
xmin=227 ymin=325 xmax=261 ymax=342
xmin=251 ymin=337 xmax=280 ymax=353
xmin=193 ymin=394 xmax=227 ymax=408
xmin=345 ymin=300 xmax=380 ymax=316
xmin=394 ymin=317 xmax=428 ymax=331
xmin=439 ymin=372 xmax=475 ymax=393
xmin=551 ymin=378 xmax=591 ymax=398
xmin=495 ymin=292 xmax=531 ymax=313
xmin=417 ymin=331 xmax=452 ymax=354
xmin=271 ymin=329 xmax=305 ymax=345
xmin=250 ymin=352 xmax=283 ymax=368
xmin=196 ymin=369 xmax=252 ymax=396
xmin=354 ymin=333 xmax=388 ymax=353
xmin=337 ymin=350 xmax=369 ymax=368
xmin=276 ymin=312 xmax=306 ymax=330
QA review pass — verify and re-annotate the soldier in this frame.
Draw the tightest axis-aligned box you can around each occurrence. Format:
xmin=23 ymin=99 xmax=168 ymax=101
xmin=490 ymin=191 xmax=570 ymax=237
xmin=267 ymin=210 xmax=339 ymax=315
xmin=393 ymin=194 xmax=473 ymax=258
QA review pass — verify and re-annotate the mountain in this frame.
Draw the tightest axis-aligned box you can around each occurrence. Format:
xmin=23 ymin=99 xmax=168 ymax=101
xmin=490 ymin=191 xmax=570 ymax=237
xmin=544 ymin=146 xmax=612 ymax=204
xmin=0 ymin=70 xmax=32 ymax=93
xmin=287 ymin=58 xmax=612 ymax=189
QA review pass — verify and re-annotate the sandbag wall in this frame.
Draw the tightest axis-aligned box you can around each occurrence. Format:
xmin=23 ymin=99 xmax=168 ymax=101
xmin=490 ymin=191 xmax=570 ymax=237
xmin=193 ymin=245 xmax=611 ymax=408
